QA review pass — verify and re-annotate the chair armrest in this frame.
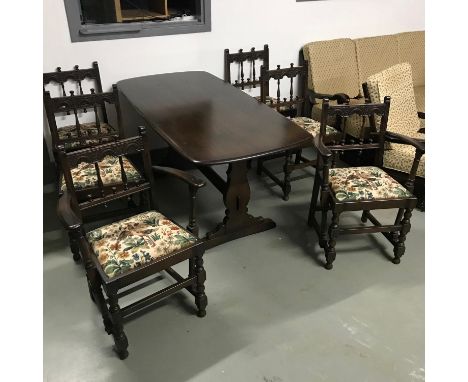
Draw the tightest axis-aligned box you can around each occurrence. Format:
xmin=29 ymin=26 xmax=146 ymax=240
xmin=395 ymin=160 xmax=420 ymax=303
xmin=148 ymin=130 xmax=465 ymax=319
xmin=152 ymin=166 xmax=206 ymax=188
xmin=152 ymin=166 xmax=205 ymax=237
xmin=311 ymin=91 xmax=350 ymax=104
xmin=385 ymin=132 xmax=425 ymax=153
xmin=313 ymin=135 xmax=332 ymax=159
xmin=57 ymin=191 xmax=82 ymax=230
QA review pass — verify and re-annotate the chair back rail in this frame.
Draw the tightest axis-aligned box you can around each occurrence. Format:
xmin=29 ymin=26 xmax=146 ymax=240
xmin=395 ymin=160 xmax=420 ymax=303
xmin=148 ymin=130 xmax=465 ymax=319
xmin=318 ymin=97 xmax=391 ymax=179
xmin=260 ymin=62 xmax=309 ymax=117
xmin=224 ymin=44 xmax=269 ymax=92
xmin=44 ymin=84 xmax=121 ymax=151
xmin=43 ymin=62 xmax=103 ymax=95
xmin=43 ymin=62 xmax=106 ymax=118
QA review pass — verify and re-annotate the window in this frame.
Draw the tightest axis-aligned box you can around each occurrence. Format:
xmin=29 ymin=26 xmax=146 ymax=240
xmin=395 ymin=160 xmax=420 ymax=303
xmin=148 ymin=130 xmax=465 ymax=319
xmin=64 ymin=0 xmax=211 ymax=42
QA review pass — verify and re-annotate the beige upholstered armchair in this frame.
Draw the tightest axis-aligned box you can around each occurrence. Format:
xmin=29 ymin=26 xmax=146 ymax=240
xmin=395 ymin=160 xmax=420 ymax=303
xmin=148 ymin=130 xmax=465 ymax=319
xmin=363 ymin=63 xmax=425 ymax=208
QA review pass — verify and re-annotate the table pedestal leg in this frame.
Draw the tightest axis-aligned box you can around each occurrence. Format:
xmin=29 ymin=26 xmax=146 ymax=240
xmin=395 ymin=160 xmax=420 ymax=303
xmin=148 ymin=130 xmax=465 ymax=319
xmin=205 ymin=161 xmax=276 ymax=248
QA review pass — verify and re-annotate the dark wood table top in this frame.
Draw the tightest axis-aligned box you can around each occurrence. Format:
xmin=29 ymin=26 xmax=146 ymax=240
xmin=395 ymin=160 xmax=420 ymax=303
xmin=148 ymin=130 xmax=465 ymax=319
xmin=117 ymin=71 xmax=313 ymax=166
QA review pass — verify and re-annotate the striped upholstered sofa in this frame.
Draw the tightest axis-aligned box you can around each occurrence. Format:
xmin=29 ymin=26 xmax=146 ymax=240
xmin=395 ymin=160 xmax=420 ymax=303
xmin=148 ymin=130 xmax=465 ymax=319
xmin=301 ymin=31 xmax=425 ymax=137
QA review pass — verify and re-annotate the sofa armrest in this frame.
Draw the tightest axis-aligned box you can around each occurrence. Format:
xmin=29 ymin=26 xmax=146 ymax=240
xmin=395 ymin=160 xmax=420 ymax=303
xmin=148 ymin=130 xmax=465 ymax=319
xmin=385 ymin=131 xmax=425 ymax=153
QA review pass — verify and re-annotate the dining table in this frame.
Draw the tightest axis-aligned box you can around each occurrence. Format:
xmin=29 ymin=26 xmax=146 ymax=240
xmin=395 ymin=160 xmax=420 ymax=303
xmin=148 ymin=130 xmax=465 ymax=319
xmin=117 ymin=71 xmax=313 ymax=248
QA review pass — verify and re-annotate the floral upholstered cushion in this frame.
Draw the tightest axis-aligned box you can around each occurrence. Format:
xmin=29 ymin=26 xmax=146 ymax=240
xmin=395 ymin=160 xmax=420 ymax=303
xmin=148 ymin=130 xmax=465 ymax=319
xmin=57 ymin=122 xmax=117 ymax=150
xmin=87 ymin=211 xmax=198 ymax=279
xmin=60 ymin=155 xmax=142 ymax=191
xmin=329 ymin=166 xmax=412 ymax=202
xmin=291 ymin=117 xmax=338 ymax=137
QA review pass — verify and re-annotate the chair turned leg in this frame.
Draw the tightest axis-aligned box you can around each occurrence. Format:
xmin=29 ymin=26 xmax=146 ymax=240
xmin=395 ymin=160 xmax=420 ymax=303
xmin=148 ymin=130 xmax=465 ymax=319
xmin=294 ymin=149 xmax=302 ymax=164
xmin=194 ymin=254 xmax=207 ymax=318
xmin=257 ymin=158 xmax=263 ymax=175
xmin=361 ymin=210 xmax=370 ymax=223
xmin=392 ymin=209 xmax=412 ymax=264
xmin=282 ymin=153 xmax=293 ymax=201
xmin=308 ymin=174 xmax=321 ymax=227
xmin=68 ymin=229 xmax=81 ymax=262
xmin=324 ymin=212 xmax=340 ymax=270
xmin=318 ymin=204 xmax=328 ymax=249
xmin=188 ymin=258 xmax=196 ymax=294
xmin=88 ymin=274 xmax=113 ymax=335
xmin=108 ymin=292 xmax=129 ymax=360
xmin=417 ymin=196 xmax=425 ymax=211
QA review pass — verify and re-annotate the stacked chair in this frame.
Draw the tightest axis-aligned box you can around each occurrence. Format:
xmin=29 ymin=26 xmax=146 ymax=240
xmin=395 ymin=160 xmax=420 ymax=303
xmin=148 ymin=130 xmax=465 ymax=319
xmin=46 ymin=64 xmax=209 ymax=359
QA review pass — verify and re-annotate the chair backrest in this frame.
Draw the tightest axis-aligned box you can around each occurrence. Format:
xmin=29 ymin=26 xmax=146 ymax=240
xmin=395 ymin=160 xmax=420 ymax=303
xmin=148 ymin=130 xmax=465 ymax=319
xmin=224 ymin=44 xmax=269 ymax=92
xmin=302 ymin=38 xmax=361 ymax=98
xmin=355 ymin=34 xmax=400 ymax=90
xmin=43 ymin=61 xmax=104 ymax=98
xmin=397 ymin=31 xmax=425 ymax=87
xmin=319 ymin=97 xmax=391 ymax=168
xmin=259 ymin=62 xmax=309 ymax=118
xmin=58 ymin=127 xmax=156 ymax=215
xmin=44 ymin=84 xmax=121 ymax=152
xmin=363 ymin=63 xmax=420 ymax=139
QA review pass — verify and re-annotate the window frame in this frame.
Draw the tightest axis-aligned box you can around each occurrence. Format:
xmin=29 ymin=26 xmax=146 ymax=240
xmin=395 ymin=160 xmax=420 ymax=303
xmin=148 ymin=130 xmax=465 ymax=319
xmin=63 ymin=0 xmax=211 ymax=43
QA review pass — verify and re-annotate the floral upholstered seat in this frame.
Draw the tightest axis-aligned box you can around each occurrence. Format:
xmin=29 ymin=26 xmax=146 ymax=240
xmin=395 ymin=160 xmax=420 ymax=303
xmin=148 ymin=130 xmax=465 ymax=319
xmin=60 ymin=155 xmax=142 ymax=191
xmin=57 ymin=122 xmax=118 ymax=150
xmin=329 ymin=166 xmax=412 ymax=202
xmin=87 ymin=211 xmax=198 ymax=279
xmin=291 ymin=117 xmax=338 ymax=137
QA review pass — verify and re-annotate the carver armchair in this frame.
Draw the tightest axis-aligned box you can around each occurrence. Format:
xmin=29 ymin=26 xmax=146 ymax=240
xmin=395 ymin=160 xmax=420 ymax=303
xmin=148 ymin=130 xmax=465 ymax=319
xmin=308 ymin=98 xmax=424 ymax=269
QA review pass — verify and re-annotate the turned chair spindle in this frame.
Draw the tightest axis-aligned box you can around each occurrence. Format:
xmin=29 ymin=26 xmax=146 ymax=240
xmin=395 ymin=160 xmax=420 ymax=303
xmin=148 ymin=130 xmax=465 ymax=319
xmin=224 ymin=44 xmax=269 ymax=97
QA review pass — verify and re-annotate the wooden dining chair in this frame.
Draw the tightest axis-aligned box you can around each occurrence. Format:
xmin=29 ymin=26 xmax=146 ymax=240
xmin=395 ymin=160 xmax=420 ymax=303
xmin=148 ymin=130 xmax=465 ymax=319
xmin=257 ymin=62 xmax=340 ymax=200
xmin=308 ymin=98 xmax=424 ymax=269
xmin=224 ymin=44 xmax=270 ymax=99
xmin=57 ymin=127 xmax=207 ymax=359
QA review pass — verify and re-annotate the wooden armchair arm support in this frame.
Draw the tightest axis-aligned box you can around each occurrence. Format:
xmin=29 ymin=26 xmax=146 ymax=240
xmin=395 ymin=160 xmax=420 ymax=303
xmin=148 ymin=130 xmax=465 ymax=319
xmin=310 ymin=91 xmax=350 ymax=105
xmin=385 ymin=132 xmax=425 ymax=153
xmin=152 ymin=166 xmax=206 ymax=188
xmin=313 ymin=135 xmax=332 ymax=159
xmin=57 ymin=191 xmax=82 ymax=230
xmin=152 ymin=166 xmax=206 ymax=237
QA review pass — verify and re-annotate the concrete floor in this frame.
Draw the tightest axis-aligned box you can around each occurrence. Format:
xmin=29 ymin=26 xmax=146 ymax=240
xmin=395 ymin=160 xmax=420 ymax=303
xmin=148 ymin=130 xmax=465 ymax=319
xmin=43 ymin=155 xmax=425 ymax=382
